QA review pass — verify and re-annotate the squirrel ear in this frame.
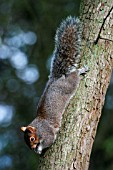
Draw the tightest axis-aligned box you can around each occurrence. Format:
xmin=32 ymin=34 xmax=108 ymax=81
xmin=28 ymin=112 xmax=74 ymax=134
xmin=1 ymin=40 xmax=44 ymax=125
xmin=27 ymin=126 xmax=36 ymax=133
xmin=21 ymin=126 xmax=27 ymax=132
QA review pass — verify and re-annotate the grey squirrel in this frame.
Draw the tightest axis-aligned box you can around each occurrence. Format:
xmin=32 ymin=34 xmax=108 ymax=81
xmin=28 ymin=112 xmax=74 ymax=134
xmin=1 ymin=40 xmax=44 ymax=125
xmin=21 ymin=16 xmax=87 ymax=154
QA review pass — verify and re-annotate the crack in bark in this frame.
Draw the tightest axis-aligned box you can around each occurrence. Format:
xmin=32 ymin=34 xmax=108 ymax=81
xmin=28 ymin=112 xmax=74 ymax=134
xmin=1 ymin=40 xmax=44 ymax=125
xmin=100 ymin=37 xmax=113 ymax=43
xmin=94 ymin=5 xmax=113 ymax=44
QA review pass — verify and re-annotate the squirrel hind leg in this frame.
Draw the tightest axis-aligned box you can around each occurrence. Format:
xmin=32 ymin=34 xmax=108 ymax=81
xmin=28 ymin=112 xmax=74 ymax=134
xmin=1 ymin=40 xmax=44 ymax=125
xmin=65 ymin=65 xmax=88 ymax=76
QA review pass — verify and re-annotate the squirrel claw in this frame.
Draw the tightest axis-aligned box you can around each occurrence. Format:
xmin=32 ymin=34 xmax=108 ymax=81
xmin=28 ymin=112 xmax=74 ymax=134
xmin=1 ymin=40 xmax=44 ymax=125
xmin=78 ymin=65 xmax=89 ymax=75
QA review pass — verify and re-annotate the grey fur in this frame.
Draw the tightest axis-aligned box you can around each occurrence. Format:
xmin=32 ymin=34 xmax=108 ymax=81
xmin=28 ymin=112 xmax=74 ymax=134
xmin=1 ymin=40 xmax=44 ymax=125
xmin=22 ymin=16 xmax=87 ymax=154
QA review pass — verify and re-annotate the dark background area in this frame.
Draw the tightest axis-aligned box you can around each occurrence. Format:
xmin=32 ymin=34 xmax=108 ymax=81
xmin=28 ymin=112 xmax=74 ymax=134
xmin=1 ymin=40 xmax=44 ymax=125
xmin=0 ymin=0 xmax=113 ymax=170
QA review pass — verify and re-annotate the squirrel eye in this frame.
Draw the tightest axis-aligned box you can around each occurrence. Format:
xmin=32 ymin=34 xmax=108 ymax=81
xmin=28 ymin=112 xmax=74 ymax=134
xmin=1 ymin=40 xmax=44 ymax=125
xmin=30 ymin=136 xmax=35 ymax=142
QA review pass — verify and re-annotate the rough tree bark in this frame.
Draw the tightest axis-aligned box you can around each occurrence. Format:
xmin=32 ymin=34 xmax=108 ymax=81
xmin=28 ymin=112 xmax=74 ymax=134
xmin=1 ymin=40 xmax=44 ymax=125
xmin=37 ymin=0 xmax=113 ymax=170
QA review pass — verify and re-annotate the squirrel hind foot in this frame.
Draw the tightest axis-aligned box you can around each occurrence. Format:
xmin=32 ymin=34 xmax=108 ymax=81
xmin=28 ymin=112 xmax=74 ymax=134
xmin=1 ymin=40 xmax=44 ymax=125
xmin=78 ymin=65 xmax=89 ymax=75
xmin=67 ymin=66 xmax=77 ymax=74
xmin=66 ymin=65 xmax=88 ymax=75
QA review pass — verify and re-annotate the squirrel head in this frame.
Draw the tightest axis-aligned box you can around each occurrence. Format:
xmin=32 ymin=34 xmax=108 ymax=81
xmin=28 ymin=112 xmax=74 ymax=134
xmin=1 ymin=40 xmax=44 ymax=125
xmin=21 ymin=126 xmax=43 ymax=154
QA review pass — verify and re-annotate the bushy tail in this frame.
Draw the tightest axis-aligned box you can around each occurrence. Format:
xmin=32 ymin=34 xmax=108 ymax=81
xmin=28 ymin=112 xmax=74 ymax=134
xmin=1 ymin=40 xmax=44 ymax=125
xmin=50 ymin=16 xmax=82 ymax=79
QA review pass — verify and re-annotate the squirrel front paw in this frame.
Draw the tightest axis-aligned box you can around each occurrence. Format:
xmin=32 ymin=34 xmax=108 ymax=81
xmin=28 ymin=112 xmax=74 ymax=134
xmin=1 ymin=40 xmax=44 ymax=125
xmin=66 ymin=65 xmax=88 ymax=75
xmin=35 ymin=144 xmax=43 ymax=154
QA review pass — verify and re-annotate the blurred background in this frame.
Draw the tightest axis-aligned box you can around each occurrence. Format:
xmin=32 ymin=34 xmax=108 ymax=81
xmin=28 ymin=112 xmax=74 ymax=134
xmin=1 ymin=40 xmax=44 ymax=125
xmin=0 ymin=0 xmax=113 ymax=170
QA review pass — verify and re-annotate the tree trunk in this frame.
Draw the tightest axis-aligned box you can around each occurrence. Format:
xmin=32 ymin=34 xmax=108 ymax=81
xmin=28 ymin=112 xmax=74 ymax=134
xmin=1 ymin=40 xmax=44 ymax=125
xmin=37 ymin=0 xmax=113 ymax=169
